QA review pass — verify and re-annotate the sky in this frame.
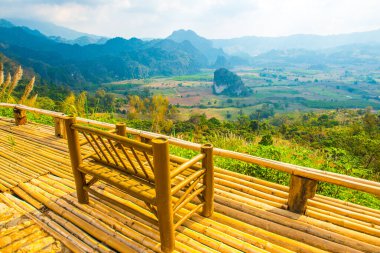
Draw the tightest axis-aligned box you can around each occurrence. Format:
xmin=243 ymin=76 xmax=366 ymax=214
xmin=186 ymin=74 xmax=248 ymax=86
xmin=1 ymin=0 xmax=380 ymax=39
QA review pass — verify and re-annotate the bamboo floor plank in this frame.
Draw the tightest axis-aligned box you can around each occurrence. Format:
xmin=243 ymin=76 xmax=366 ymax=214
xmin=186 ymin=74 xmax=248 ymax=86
xmin=0 ymin=198 xmax=69 ymax=253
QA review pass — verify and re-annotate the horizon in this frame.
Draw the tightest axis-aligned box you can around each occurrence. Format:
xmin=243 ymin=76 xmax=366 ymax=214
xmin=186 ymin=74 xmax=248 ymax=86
xmin=1 ymin=0 xmax=380 ymax=39
xmin=3 ymin=18 xmax=380 ymax=41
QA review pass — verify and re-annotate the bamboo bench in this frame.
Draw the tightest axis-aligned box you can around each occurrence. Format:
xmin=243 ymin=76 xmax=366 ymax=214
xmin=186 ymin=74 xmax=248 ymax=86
xmin=64 ymin=117 xmax=214 ymax=252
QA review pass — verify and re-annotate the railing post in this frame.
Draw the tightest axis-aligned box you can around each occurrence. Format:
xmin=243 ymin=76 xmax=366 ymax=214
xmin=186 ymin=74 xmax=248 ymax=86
xmin=201 ymin=143 xmax=214 ymax=217
xmin=152 ymin=138 xmax=174 ymax=253
xmin=115 ymin=122 xmax=126 ymax=137
xmin=13 ymin=108 xmax=27 ymax=126
xmin=288 ymin=175 xmax=318 ymax=214
xmin=54 ymin=117 xmax=67 ymax=139
xmin=64 ymin=116 xmax=89 ymax=204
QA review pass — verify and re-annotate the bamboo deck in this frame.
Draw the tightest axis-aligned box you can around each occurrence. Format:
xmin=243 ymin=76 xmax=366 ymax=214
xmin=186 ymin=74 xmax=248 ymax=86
xmin=0 ymin=117 xmax=379 ymax=253
xmin=0 ymin=194 xmax=68 ymax=252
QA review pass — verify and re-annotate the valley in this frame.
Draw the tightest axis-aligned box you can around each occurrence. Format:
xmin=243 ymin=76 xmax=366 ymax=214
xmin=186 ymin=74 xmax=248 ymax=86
xmin=101 ymin=66 xmax=380 ymax=120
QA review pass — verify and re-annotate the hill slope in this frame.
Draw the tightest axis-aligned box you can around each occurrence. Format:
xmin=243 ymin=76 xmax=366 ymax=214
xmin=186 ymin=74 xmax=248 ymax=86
xmin=0 ymin=24 xmax=208 ymax=86
xmin=167 ymin=29 xmax=227 ymax=64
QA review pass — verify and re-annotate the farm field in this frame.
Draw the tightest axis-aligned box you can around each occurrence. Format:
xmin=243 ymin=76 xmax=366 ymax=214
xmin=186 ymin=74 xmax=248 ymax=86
xmin=101 ymin=66 xmax=380 ymax=120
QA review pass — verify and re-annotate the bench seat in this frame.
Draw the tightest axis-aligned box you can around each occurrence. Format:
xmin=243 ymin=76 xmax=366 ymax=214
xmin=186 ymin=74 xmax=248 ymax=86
xmin=79 ymin=160 xmax=156 ymax=204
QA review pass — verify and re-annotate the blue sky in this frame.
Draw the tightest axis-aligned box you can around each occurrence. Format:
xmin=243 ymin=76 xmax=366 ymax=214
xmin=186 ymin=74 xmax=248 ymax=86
xmin=1 ymin=0 xmax=380 ymax=38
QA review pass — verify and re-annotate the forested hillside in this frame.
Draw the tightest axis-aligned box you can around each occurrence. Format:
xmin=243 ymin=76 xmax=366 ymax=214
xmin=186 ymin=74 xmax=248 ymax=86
xmin=0 ymin=23 xmax=208 ymax=86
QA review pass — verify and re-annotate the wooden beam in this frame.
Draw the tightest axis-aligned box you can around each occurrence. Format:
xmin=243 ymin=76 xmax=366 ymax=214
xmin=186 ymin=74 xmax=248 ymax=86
xmin=288 ymin=175 xmax=318 ymax=214
xmin=54 ymin=117 xmax=67 ymax=139
xmin=13 ymin=108 xmax=27 ymax=126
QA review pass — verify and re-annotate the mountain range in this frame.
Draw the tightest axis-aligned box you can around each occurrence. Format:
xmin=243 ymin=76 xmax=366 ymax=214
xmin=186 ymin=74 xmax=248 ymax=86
xmin=212 ymin=29 xmax=380 ymax=56
xmin=7 ymin=18 xmax=108 ymax=45
xmin=0 ymin=19 xmax=210 ymax=87
xmin=1 ymin=18 xmax=380 ymax=87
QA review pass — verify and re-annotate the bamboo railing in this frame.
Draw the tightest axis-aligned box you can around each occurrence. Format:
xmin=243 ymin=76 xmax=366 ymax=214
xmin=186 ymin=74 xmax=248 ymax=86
xmin=1 ymin=103 xmax=380 ymax=216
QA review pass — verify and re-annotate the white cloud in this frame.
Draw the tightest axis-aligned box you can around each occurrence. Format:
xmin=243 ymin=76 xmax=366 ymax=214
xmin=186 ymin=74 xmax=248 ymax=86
xmin=1 ymin=0 xmax=380 ymax=38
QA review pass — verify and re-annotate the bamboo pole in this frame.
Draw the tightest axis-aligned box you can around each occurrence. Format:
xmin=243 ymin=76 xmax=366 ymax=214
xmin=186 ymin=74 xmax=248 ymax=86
xmin=170 ymin=154 xmax=205 ymax=179
xmin=308 ymin=199 xmax=380 ymax=226
xmin=315 ymin=195 xmax=380 ymax=215
xmin=201 ymin=143 xmax=214 ymax=217
xmin=54 ymin=117 xmax=66 ymax=139
xmin=305 ymin=208 xmax=380 ymax=238
xmin=74 ymin=124 xmax=152 ymax=153
xmin=317 ymin=199 xmax=380 ymax=218
xmin=12 ymin=186 xmax=43 ymax=209
xmin=116 ymin=122 xmax=126 ymax=137
xmin=214 ymin=186 xmax=287 ymax=209
xmin=64 ymin=116 xmax=88 ymax=203
xmin=152 ymin=137 xmax=175 ymax=253
xmin=0 ymin=103 xmax=67 ymax=118
xmin=214 ymin=171 xmax=289 ymax=198
xmin=214 ymin=177 xmax=288 ymax=206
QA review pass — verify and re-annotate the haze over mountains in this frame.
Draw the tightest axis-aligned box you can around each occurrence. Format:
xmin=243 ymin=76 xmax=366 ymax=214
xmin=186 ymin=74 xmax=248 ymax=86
xmin=1 ymin=18 xmax=380 ymax=87
xmin=7 ymin=18 xmax=108 ymax=46
xmin=213 ymin=29 xmax=380 ymax=56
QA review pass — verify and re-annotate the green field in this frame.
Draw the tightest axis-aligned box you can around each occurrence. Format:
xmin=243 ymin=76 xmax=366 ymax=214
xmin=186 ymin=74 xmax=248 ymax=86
xmin=104 ymin=66 xmax=380 ymax=120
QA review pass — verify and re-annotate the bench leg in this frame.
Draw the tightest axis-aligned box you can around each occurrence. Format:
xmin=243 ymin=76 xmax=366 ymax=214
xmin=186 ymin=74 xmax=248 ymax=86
xmin=152 ymin=138 xmax=175 ymax=252
xmin=65 ymin=116 xmax=89 ymax=204
xmin=201 ymin=144 xmax=214 ymax=217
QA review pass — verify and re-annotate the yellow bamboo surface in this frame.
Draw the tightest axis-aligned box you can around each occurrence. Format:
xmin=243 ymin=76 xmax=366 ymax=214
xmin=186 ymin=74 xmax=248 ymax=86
xmin=0 ymin=198 xmax=67 ymax=253
xmin=0 ymin=117 xmax=379 ymax=253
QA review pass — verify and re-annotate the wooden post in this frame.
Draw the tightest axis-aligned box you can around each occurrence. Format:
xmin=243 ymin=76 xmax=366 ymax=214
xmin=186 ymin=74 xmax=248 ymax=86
xmin=152 ymin=138 xmax=174 ymax=253
xmin=54 ymin=118 xmax=67 ymax=139
xmin=201 ymin=143 xmax=214 ymax=217
xmin=288 ymin=175 xmax=318 ymax=214
xmin=64 ymin=116 xmax=89 ymax=204
xmin=13 ymin=108 xmax=27 ymax=126
xmin=115 ymin=122 xmax=126 ymax=137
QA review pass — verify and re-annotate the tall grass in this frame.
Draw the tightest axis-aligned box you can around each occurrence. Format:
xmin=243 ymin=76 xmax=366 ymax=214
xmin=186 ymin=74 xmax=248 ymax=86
xmin=0 ymin=63 xmax=36 ymax=106
xmin=0 ymin=73 xmax=11 ymax=99
xmin=19 ymin=76 xmax=35 ymax=104
xmin=7 ymin=65 xmax=22 ymax=97
xmin=0 ymin=63 xmax=4 ymax=86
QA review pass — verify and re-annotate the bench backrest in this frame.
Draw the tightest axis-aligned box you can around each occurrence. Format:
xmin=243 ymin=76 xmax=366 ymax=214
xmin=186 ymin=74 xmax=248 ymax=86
xmin=73 ymin=124 xmax=156 ymax=183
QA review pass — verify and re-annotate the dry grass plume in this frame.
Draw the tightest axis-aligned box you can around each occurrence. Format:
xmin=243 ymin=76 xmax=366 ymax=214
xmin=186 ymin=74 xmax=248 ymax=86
xmin=7 ymin=65 xmax=23 ymax=96
xmin=0 ymin=63 xmax=3 ymax=86
xmin=19 ymin=76 xmax=35 ymax=104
